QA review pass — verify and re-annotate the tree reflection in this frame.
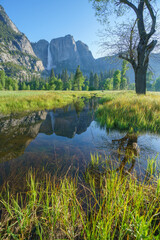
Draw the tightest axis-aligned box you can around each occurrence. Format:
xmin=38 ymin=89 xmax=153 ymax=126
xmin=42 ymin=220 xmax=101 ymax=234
xmin=112 ymin=133 xmax=140 ymax=174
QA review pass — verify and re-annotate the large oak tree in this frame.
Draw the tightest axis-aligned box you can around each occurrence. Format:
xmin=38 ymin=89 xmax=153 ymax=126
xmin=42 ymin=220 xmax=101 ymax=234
xmin=90 ymin=0 xmax=158 ymax=94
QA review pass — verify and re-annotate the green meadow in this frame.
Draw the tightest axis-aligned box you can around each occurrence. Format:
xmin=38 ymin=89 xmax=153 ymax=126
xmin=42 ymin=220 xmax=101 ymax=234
xmin=0 ymin=90 xmax=106 ymax=114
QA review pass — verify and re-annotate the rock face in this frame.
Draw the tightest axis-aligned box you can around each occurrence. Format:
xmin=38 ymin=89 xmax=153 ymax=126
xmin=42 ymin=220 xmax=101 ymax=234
xmin=32 ymin=35 xmax=95 ymax=74
xmin=32 ymin=33 xmax=160 ymax=82
xmin=31 ymin=40 xmax=49 ymax=68
xmin=0 ymin=5 xmax=44 ymax=77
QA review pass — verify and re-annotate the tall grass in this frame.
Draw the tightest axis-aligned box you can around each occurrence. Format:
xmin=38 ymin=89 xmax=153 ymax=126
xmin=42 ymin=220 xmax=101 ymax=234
xmin=0 ymin=156 xmax=160 ymax=239
xmin=96 ymin=92 xmax=160 ymax=133
xmin=0 ymin=90 xmax=106 ymax=114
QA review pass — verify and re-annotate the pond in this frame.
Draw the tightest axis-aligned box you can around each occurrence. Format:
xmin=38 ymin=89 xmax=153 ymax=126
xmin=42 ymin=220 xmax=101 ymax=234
xmin=0 ymin=97 xmax=160 ymax=191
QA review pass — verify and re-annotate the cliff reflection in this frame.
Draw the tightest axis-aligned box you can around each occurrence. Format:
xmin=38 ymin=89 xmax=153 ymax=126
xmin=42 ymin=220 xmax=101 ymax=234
xmin=0 ymin=111 xmax=48 ymax=163
xmin=0 ymin=98 xmax=98 ymax=163
xmin=0 ymin=98 xmax=98 ymax=190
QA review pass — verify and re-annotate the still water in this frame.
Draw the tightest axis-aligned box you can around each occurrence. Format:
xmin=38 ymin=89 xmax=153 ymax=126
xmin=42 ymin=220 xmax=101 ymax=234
xmin=0 ymin=98 xmax=160 ymax=190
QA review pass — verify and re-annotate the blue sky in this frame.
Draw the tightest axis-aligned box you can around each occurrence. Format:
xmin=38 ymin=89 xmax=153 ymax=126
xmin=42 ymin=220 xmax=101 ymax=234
xmin=1 ymin=0 xmax=160 ymax=58
xmin=0 ymin=0 xmax=102 ymax=58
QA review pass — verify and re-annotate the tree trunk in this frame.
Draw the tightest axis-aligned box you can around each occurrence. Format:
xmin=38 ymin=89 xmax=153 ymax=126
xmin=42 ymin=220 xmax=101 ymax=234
xmin=134 ymin=65 xmax=147 ymax=94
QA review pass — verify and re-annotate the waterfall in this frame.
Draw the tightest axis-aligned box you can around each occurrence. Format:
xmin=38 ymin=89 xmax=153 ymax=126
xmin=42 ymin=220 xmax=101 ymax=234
xmin=47 ymin=44 xmax=53 ymax=70
xmin=49 ymin=111 xmax=55 ymax=132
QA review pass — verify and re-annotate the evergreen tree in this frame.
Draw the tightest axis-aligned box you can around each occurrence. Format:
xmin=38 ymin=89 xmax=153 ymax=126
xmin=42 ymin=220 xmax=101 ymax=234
xmin=0 ymin=70 xmax=5 ymax=89
xmin=73 ymin=65 xmax=84 ymax=91
xmin=89 ymin=71 xmax=94 ymax=90
xmin=113 ymin=70 xmax=121 ymax=90
xmin=22 ymin=82 xmax=27 ymax=90
xmin=50 ymin=68 xmax=55 ymax=79
xmin=61 ymin=69 xmax=69 ymax=90
xmin=0 ymin=82 xmax=3 ymax=90
xmin=94 ymin=73 xmax=99 ymax=90
xmin=84 ymin=77 xmax=89 ymax=91
xmin=99 ymin=72 xmax=104 ymax=90
xmin=49 ymin=69 xmax=57 ymax=90
xmin=54 ymin=78 xmax=63 ymax=90
xmin=35 ymin=79 xmax=40 ymax=90
xmin=27 ymin=85 xmax=30 ymax=90
xmin=13 ymin=81 xmax=19 ymax=91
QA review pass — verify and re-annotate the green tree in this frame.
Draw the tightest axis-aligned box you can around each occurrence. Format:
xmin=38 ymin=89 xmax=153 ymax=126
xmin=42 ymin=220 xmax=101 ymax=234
xmin=104 ymin=78 xmax=113 ymax=90
xmin=89 ymin=71 xmax=94 ymax=90
xmin=8 ymin=85 xmax=13 ymax=91
xmin=99 ymin=72 xmax=105 ymax=90
xmin=146 ymin=71 xmax=154 ymax=91
xmin=61 ymin=69 xmax=69 ymax=90
xmin=13 ymin=81 xmax=19 ymax=91
xmin=50 ymin=68 xmax=55 ymax=79
xmin=54 ymin=78 xmax=63 ymax=90
xmin=73 ymin=65 xmax=84 ymax=91
xmin=22 ymin=82 xmax=27 ymax=90
xmin=113 ymin=70 xmax=121 ymax=90
xmin=5 ymin=77 xmax=13 ymax=90
xmin=35 ymin=79 xmax=40 ymax=90
xmin=154 ymin=77 xmax=160 ymax=91
xmin=0 ymin=70 xmax=5 ymax=89
xmin=94 ymin=73 xmax=99 ymax=90
xmin=49 ymin=70 xmax=57 ymax=90
xmin=84 ymin=77 xmax=89 ymax=91
xmin=121 ymin=60 xmax=129 ymax=90
xmin=0 ymin=83 xmax=3 ymax=90
xmin=90 ymin=0 xmax=158 ymax=94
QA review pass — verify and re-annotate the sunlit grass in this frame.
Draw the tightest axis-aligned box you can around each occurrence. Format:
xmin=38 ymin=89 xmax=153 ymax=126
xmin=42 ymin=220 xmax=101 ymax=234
xmin=96 ymin=92 xmax=160 ymax=133
xmin=0 ymin=155 xmax=160 ymax=239
xmin=0 ymin=90 xmax=107 ymax=114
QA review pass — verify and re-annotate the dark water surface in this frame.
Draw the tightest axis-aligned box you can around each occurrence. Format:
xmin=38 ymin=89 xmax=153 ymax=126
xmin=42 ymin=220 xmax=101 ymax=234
xmin=0 ymin=97 xmax=160 ymax=190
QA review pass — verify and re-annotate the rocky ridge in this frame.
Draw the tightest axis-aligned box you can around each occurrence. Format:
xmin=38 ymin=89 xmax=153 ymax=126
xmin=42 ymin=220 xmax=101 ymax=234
xmin=0 ymin=5 xmax=44 ymax=78
xmin=32 ymin=35 xmax=160 ymax=81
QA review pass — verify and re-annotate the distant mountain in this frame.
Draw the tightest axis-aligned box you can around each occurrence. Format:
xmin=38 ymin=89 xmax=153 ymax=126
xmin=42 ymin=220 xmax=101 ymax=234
xmin=32 ymin=35 xmax=160 ymax=82
xmin=0 ymin=5 xmax=44 ymax=78
xmin=31 ymin=35 xmax=95 ymax=75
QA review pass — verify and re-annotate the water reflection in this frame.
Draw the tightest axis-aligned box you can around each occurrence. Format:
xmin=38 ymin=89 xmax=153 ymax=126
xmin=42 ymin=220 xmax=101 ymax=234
xmin=0 ymin=98 xmax=99 ymax=190
xmin=112 ymin=133 xmax=140 ymax=174
xmin=0 ymin=111 xmax=47 ymax=162
xmin=0 ymin=97 xmax=159 ymax=192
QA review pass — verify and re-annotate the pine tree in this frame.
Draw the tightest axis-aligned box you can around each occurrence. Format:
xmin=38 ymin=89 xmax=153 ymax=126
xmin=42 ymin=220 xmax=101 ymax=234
xmin=73 ymin=65 xmax=84 ymax=91
xmin=89 ymin=71 xmax=94 ymax=90
xmin=94 ymin=73 xmax=99 ymax=90
xmin=0 ymin=70 xmax=5 ymax=89
xmin=61 ymin=69 xmax=69 ymax=90
xmin=50 ymin=68 xmax=55 ymax=79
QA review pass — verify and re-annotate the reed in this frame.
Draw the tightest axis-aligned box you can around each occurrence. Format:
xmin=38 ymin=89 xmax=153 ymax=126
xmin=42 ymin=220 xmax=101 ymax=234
xmin=0 ymin=155 xmax=159 ymax=240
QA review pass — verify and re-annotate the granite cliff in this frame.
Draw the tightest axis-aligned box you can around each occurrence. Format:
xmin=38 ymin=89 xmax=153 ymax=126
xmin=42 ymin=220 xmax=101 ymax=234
xmin=31 ymin=35 xmax=95 ymax=75
xmin=0 ymin=5 xmax=44 ymax=78
xmin=32 ymin=35 xmax=160 ymax=81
